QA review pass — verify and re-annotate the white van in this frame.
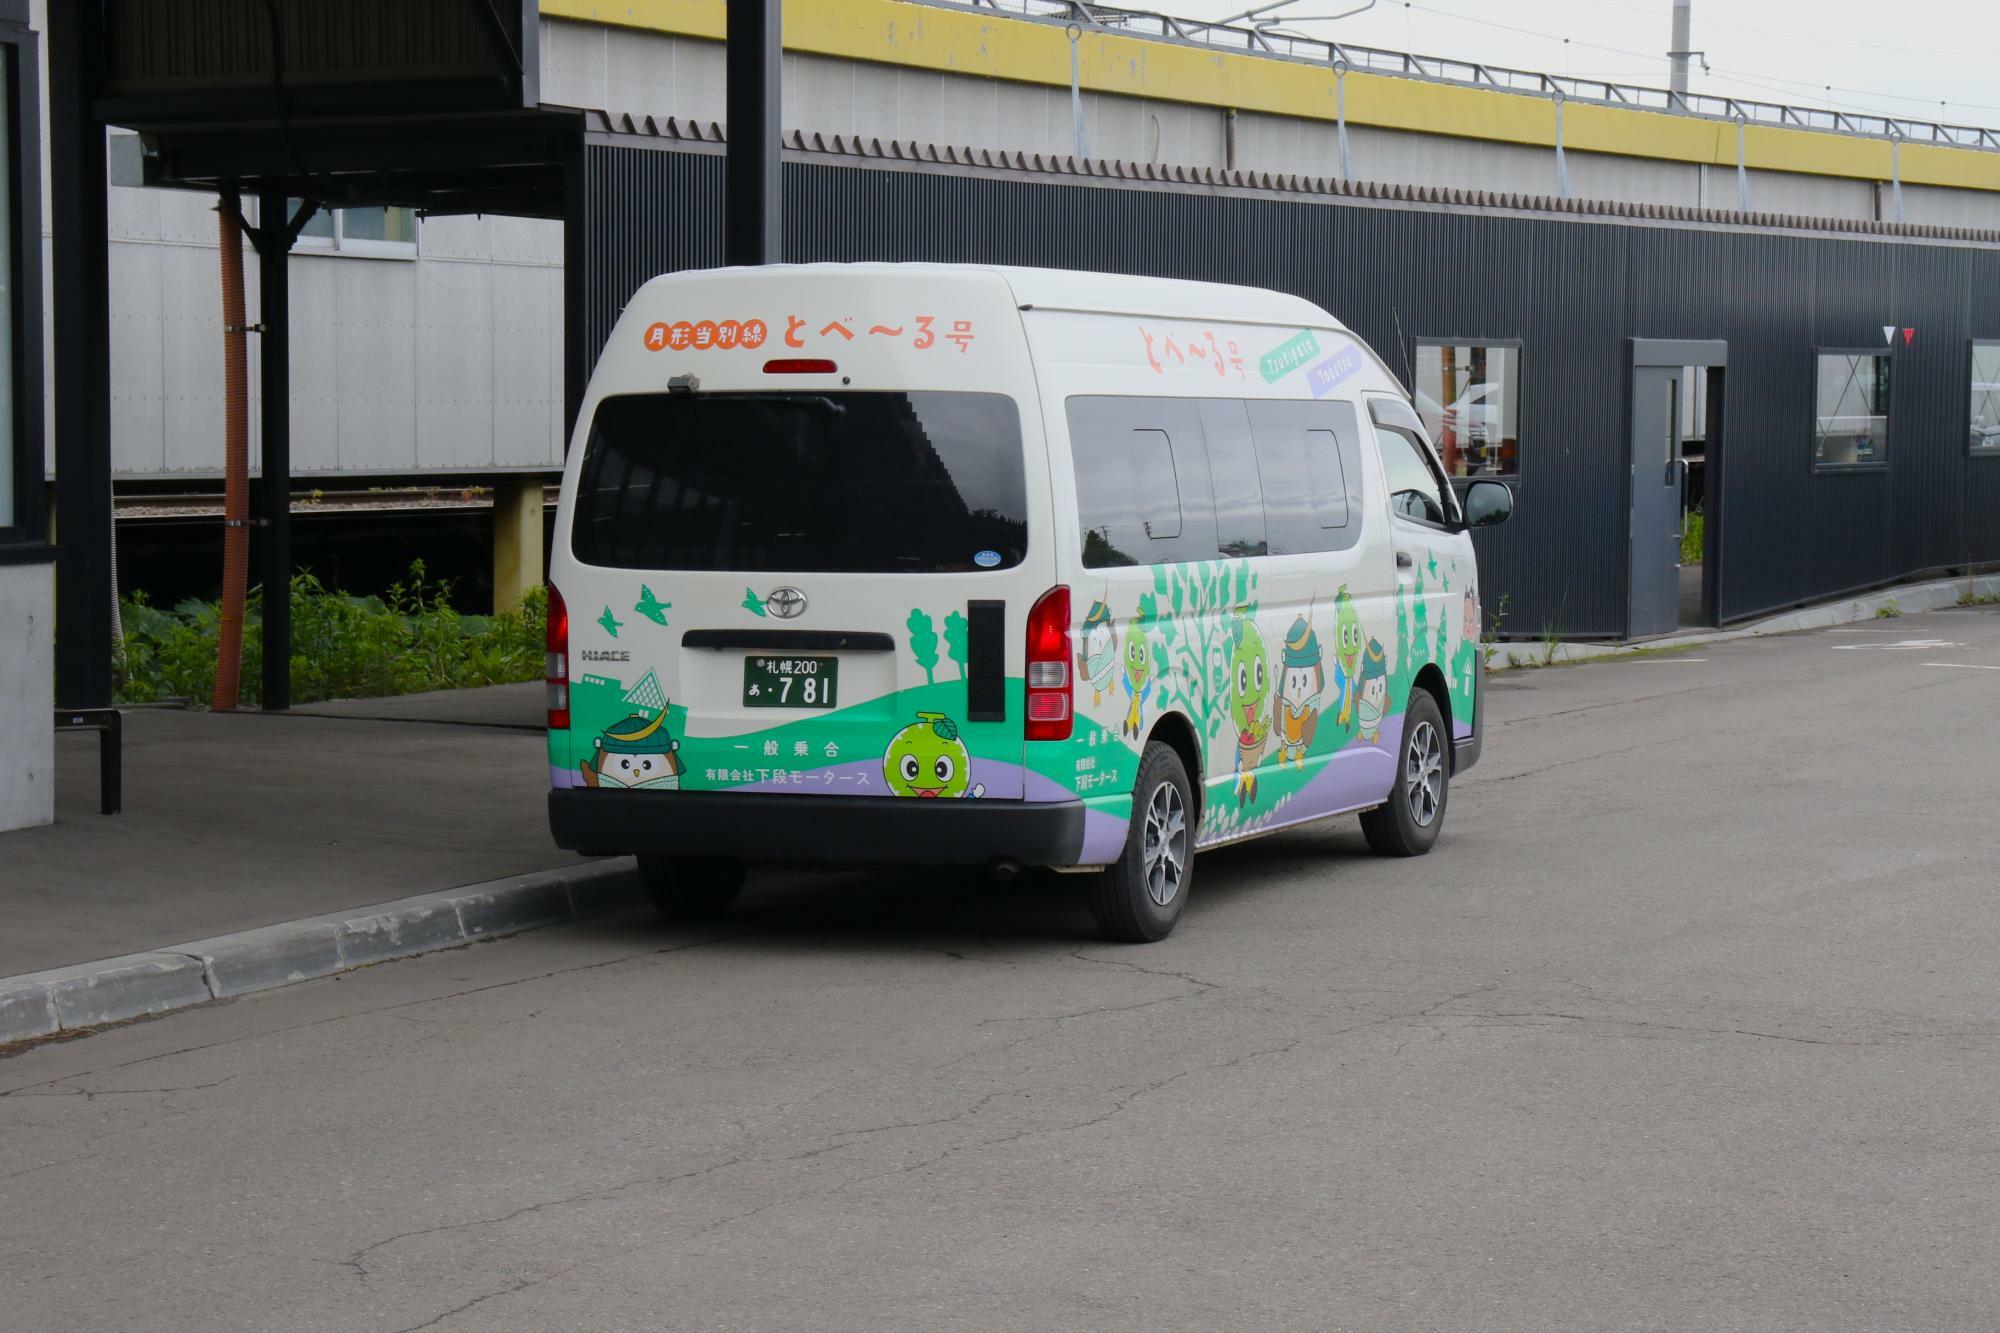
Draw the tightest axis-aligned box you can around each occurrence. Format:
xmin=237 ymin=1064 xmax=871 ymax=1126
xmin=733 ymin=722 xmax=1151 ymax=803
xmin=546 ymin=264 xmax=1513 ymax=941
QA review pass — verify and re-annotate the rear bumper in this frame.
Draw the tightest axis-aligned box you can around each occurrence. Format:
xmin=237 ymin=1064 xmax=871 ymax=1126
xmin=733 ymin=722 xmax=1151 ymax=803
xmin=549 ymin=789 xmax=1088 ymax=867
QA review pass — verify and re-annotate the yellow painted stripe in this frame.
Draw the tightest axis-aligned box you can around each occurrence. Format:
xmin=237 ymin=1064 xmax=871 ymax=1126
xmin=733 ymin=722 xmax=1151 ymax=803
xmin=541 ymin=0 xmax=2000 ymax=193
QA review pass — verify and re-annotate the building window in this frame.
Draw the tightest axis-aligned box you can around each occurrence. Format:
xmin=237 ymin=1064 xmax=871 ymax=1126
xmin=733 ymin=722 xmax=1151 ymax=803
xmin=1412 ymin=339 xmax=1520 ymax=479
xmin=287 ymin=202 xmax=418 ymax=258
xmin=1971 ymin=342 xmax=2000 ymax=456
xmin=1814 ymin=350 xmax=1891 ymax=470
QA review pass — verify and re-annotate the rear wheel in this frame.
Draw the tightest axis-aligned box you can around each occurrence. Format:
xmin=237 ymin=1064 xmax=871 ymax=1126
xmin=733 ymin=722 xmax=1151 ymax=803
xmin=1088 ymin=741 xmax=1194 ymax=943
xmin=1360 ymin=689 xmax=1448 ymax=857
xmin=638 ymin=855 xmax=748 ymax=920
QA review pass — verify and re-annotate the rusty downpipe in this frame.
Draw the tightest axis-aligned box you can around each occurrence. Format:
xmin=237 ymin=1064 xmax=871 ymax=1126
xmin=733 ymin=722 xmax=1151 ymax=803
xmin=212 ymin=189 xmax=252 ymax=710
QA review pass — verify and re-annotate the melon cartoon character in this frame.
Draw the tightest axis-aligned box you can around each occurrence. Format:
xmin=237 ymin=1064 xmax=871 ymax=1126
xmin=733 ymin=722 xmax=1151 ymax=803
xmin=883 ymin=711 xmax=983 ymax=799
xmin=1330 ymin=584 xmax=1365 ymax=727
xmin=1228 ymin=615 xmax=1271 ymax=808
xmin=1355 ymin=639 xmax=1390 ymax=745
xmin=1077 ymin=597 xmax=1118 ymax=706
xmin=1120 ymin=619 xmax=1155 ymax=739
xmin=580 ymin=711 xmax=684 ymax=790
xmin=1273 ymin=612 xmax=1325 ymax=769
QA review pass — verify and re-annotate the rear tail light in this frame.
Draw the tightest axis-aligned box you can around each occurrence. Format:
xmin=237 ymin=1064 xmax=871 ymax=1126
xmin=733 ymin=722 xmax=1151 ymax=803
xmin=546 ymin=582 xmax=570 ymax=730
xmin=1024 ymin=584 xmax=1072 ymax=742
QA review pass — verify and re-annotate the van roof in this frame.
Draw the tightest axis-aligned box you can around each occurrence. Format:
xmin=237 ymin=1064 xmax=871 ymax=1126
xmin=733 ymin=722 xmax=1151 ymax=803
xmin=643 ymin=262 xmax=1345 ymax=332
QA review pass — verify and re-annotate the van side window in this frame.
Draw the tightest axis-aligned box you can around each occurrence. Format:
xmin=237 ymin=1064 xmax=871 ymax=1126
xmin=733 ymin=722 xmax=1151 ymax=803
xmin=1068 ymin=397 xmax=1216 ymax=568
xmin=1307 ymin=431 xmax=1347 ymax=527
xmin=1374 ymin=424 xmax=1449 ymax=527
xmin=1244 ymin=400 xmax=1366 ymax=555
xmin=1131 ymin=430 xmax=1182 ymax=539
xmin=1309 ymin=400 xmax=1365 ymax=527
xmin=1068 ymin=394 xmax=1376 ymax=568
xmin=1198 ymin=399 xmax=1269 ymax=558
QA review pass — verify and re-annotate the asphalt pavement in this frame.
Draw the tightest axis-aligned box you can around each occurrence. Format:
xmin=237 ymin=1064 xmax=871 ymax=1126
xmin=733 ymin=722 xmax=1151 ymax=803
xmin=4 ymin=607 xmax=1998 ymax=1331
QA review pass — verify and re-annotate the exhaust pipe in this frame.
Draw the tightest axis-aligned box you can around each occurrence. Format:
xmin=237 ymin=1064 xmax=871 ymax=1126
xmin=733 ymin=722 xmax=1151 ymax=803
xmin=988 ymin=857 xmax=1024 ymax=883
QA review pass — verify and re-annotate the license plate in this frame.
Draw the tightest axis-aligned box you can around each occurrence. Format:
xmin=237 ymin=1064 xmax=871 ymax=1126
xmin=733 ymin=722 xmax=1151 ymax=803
xmin=743 ymin=655 xmax=839 ymax=709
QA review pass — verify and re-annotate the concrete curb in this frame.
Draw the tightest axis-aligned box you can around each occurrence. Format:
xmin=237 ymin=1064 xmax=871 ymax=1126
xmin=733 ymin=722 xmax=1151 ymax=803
xmin=0 ymin=861 xmax=641 ymax=1047
xmin=1490 ymin=573 xmax=2000 ymax=671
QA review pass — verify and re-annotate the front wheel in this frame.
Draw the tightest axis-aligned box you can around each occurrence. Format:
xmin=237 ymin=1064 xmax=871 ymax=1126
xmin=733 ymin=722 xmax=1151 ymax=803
xmin=638 ymin=855 xmax=748 ymax=920
xmin=1359 ymin=690 xmax=1449 ymax=857
xmin=1088 ymin=742 xmax=1195 ymax=943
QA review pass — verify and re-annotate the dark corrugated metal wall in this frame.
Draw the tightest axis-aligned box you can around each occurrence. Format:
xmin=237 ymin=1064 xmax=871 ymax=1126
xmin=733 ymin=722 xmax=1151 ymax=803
xmin=580 ymin=144 xmax=2000 ymax=637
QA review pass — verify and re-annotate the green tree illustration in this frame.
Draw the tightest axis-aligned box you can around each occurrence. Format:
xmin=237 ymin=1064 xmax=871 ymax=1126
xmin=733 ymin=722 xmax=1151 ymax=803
xmin=907 ymin=608 xmax=939 ymax=685
xmin=1152 ymin=558 xmax=1256 ymax=744
xmin=943 ymin=610 xmax=969 ymax=680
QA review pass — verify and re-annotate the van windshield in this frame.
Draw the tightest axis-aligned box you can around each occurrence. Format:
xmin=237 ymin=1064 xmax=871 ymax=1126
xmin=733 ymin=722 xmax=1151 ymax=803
xmin=571 ymin=391 xmax=1028 ymax=573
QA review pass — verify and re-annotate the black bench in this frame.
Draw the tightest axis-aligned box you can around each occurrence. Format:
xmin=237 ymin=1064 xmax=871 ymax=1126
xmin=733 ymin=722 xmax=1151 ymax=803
xmin=54 ymin=708 xmax=122 ymax=815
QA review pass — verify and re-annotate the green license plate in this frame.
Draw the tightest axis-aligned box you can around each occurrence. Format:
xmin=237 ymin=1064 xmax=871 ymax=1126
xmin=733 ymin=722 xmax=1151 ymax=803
xmin=743 ymin=655 xmax=839 ymax=709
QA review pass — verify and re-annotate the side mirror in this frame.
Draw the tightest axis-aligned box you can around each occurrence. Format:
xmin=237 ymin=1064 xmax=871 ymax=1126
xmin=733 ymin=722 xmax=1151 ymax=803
xmin=1464 ymin=479 xmax=1514 ymax=529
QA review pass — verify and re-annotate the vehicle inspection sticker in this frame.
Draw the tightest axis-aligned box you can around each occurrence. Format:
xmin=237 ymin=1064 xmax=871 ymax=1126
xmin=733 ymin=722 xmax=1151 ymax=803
xmin=973 ymin=549 xmax=1002 ymax=568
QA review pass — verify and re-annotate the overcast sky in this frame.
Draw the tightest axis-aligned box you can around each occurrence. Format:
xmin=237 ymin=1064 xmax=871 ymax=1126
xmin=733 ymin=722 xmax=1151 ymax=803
xmin=1147 ymin=0 xmax=2000 ymax=130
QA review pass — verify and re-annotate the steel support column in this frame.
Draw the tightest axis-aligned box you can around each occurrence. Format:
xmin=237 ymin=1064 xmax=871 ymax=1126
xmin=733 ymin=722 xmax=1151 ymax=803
xmin=724 ymin=0 xmax=781 ymax=266
xmin=492 ymin=476 xmax=546 ymax=614
xmin=561 ymin=138 xmax=587 ymax=445
xmin=48 ymin=0 xmax=113 ymax=709
xmin=256 ymin=189 xmax=292 ymax=710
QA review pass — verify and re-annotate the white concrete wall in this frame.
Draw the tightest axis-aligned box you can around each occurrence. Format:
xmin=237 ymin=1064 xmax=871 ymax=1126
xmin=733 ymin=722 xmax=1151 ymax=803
xmin=65 ymin=189 xmax=566 ymax=481
xmin=0 ymin=563 xmax=54 ymax=832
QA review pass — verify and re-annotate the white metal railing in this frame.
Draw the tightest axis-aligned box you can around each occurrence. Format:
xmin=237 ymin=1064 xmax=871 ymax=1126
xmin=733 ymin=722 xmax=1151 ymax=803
xmin=928 ymin=0 xmax=2000 ymax=153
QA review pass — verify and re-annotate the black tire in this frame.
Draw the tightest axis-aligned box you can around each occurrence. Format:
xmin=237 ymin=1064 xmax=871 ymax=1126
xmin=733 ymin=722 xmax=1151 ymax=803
xmin=1360 ymin=688 xmax=1449 ymax=857
xmin=1088 ymin=741 xmax=1195 ymax=943
xmin=638 ymin=855 xmax=748 ymax=920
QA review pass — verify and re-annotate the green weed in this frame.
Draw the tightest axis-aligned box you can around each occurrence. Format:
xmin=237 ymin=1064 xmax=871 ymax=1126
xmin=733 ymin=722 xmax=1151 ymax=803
xmin=1481 ymin=592 xmax=1512 ymax=671
xmin=115 ymin=562 xmax=546 ymax=707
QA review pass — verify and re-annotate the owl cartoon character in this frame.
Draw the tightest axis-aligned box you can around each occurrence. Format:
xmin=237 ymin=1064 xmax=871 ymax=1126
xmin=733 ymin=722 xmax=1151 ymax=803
xmin=1330 ymin=584 xmax=1365 ymax=727
xmin=1077 ymin=596 xmax=1118 ymax=707
xmin=1120 ymin=618 xmax=1155 ymax=740
xmin=1228 ymin=614 xmax=1272 ymax=808
xmin=1355 ymin=639 xmax=1390 ymax=745
xmin=1273 ymin=612 xmax=1325 ymax=769
xmin=579 ymin=711 xmax=684 ymax=790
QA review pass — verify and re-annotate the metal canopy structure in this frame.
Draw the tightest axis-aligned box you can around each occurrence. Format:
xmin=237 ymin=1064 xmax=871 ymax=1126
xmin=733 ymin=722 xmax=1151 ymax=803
xmin=44 ymin=0 xmax=773 ymax=715
xmin=49 ymin=1 xmax=587 ymax=714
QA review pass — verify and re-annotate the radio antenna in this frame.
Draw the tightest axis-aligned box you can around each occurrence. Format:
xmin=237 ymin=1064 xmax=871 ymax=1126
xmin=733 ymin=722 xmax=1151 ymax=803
xmin=1390 ymin=307 xmax=1414 ymax=391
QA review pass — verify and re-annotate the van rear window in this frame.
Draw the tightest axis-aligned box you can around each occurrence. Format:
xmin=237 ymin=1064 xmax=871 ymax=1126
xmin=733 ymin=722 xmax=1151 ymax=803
xmin=571 ymin=392 xmax=1028 ymax=573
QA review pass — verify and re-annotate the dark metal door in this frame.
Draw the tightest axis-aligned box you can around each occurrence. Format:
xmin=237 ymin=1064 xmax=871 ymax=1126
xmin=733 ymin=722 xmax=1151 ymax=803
xmin=1628 ymin=365 xmax=1683 ymax=638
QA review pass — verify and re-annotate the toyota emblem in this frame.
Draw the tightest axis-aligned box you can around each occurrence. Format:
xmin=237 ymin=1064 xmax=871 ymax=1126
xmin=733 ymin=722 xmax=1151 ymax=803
xmin=766 ymin=587 xmax=808 ymax=619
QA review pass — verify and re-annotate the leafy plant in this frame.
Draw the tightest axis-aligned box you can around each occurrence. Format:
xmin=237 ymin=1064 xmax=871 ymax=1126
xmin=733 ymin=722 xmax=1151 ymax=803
xmin=1481 ymin=592 xmax=1512 ymax=671
xmin=1538 ymin=618 xmax=1565 ymax=668
xmin=114 ymin=563 xmax=547 ymax=707
xmin=1681 ymin=508 xmax=1705 ymax=565
xmin=1959 ymin=589 xmax=1999 ymax=607
xmin=1875 ymin=600 xmax=1902 ymax=619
